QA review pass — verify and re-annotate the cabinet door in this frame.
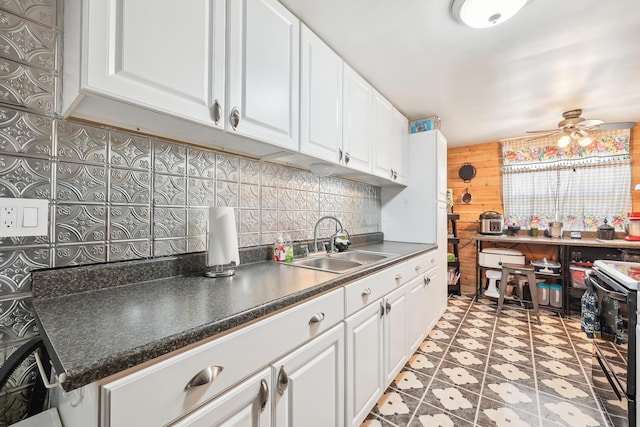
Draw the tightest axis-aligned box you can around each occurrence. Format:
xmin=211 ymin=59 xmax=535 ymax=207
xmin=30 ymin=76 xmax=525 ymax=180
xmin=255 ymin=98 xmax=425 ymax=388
xmin=342 ymin=64 xmax=372 ymax=173
xmin=407 ymin=274 xmax=430 ymax=354
xmin=345 ymin=301 xmax=384 ymax=427
xmin=171 ymin=368 xmax=271 ymax=427
xmin=227 ymin=0 xmax=299 ymax=151
xmin=299 ymin=24 xmax=343 ymax=164
xmin=272 ymin=324 xmax=344 ymax=427
xmin=81 ymin=0 xmax=226 ymax=129
xmin=383 ymin=285 xmax=408 ymax=386
xmin=371 ymin=91 xmax=394 ymax=180
xmin=425 ymin=266 xmax=445 ymax=333
xmin=392 ymin=108 xmax=409 ymax=185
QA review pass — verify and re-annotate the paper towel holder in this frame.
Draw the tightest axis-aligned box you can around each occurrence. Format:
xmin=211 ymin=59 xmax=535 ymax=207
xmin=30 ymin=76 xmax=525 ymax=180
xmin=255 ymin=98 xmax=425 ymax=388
xmin=204 ymin=263 xmax=236 ymax=278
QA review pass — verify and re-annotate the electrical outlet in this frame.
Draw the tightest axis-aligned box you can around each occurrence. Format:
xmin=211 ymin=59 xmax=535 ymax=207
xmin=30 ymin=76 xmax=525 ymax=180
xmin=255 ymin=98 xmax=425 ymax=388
xmin=0 ymin=198 xmax=49 ymax=237
xmin=1 ymin=207 xmax=17 ymax=228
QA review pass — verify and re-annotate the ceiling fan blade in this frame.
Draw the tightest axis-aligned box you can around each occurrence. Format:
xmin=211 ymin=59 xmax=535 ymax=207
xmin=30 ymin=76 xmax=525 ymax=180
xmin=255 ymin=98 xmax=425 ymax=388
xmin=526 ymin=129 xmax=559 ymax=134
xmin=594 ymin=121 xmax=637 ymax=130
xmin=524 ymin=131 xmax=561 ymax=142
xmin=577 ymin=119 xmax=604 ymax=127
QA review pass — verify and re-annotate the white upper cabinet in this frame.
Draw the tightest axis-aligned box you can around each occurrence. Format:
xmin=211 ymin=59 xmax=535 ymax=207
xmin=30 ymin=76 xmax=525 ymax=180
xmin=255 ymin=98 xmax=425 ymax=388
xmin=392 ymin=107 xmax=409 ymax=185
xmin=372 ymin=93 xmax=407 ymax=184
xmin=299 ymin=24 xmax=343 ymax=163
xmin=372 ymin=91 xmax=394 ymax=180
xmin=342 ymin=64 xmax=373 ymax=174
xmin=227 ymin=0 xmax=300 ymax=151
xmin=62 ymin=0 xmax=226 ymax=129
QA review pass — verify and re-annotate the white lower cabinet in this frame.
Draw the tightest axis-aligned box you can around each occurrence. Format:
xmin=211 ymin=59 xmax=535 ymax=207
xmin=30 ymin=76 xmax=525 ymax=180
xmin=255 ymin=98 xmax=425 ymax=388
xmin=272 ymin=323 xmax=344 ymax=427
xmin=345 ymin=282 xmax=410 ymax=427
xmin=383 ymin=286 xmax=409 ymax=386
xmin=171 ymin=368 xmax=271 ymax=427
xmin=345 ymin=300 xmax=384 ymax=427
xmin=407 ymin=267 xmax=441 ymax=354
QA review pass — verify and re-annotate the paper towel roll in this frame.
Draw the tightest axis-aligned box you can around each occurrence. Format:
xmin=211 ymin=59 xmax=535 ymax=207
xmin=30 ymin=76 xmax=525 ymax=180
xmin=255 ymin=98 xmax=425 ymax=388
xmin=207 ymin=207 xmax=240 ymax=267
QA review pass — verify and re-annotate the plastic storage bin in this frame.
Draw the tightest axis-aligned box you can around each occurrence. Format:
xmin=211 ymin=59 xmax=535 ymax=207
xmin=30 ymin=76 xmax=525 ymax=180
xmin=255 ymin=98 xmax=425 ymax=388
xmin=536 ymin=282 xmax=550 ymax=305
xmin=549 ymin=284 xmax=563 ymax=308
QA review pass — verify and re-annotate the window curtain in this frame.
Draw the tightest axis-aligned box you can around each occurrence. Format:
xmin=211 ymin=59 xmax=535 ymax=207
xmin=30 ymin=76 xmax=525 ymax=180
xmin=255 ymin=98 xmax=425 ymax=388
xmin=502 ymin=129 xmax=631 ymax=230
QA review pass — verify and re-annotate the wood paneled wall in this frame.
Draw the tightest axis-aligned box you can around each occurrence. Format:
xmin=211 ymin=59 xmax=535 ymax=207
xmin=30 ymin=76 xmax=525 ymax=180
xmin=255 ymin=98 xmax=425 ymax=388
xmin=447 ymin=124 xmax=640 ymax=294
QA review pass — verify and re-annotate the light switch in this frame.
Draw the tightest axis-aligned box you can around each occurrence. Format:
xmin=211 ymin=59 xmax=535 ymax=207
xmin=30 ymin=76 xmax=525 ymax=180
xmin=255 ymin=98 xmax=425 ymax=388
xmin=23 ymin=207 xmax=38 ymax=227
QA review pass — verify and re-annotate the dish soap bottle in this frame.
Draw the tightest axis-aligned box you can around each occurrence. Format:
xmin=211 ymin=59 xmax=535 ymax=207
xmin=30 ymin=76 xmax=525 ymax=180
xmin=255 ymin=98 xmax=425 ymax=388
xmin=284 ymin=234 xmax=294 ymax=263
xmin=274 ymin=234 xmax=285 ymax=262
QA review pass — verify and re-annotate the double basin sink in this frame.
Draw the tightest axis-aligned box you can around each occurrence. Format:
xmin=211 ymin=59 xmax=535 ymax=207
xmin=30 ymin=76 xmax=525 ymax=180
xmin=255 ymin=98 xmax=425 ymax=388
xmin=284 ymin=250 xmax=396 ymax=274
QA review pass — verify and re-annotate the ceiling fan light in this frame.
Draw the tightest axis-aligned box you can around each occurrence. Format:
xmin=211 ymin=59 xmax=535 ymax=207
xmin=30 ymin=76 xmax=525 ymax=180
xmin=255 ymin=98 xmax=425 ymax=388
xmin=578 ymin=135 xmax=594 ymax=147
xmin=451 ymin=0 xmax=528 ymax=28
xmin=557 ymin=134 xmax=571 ymax=148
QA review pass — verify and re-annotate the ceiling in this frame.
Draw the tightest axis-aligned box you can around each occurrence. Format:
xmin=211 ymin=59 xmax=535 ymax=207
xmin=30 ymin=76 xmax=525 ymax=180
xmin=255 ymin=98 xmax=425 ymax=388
xmin=279 ymin=0 xmax=640 ymax=147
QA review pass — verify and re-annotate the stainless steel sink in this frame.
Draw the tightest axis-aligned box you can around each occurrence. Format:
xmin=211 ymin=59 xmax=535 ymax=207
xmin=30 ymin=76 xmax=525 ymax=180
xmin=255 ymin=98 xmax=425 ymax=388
xmin=285 ymin=250 xmax=395 ymax=273
xmin=329 ymin=251 xmax=391 ymax=264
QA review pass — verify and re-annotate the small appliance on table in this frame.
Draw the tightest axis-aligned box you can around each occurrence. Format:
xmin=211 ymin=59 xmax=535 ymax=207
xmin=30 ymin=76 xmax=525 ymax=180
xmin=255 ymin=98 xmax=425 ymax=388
xmin=626 ymin=212 xmax=640 ymax=241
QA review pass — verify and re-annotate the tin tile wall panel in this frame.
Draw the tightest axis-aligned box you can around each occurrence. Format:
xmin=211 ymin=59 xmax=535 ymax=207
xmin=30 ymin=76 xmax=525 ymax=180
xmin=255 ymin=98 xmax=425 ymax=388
xmin=53 ymin=242 xmax=107 ymax=266
xmin=56 ymin=121 xmax=107 ymax=164
xmin=0 ymin=0 xmax=57 ymax=27
xmin=187 ymin=147 xmax=215 ymax=178
xmin=108 ymin=240 xmax=150 ymax=262
xmin=0 ymin=57 xmax=54 ymax=112
xmin=0 ymin=299 xmax=38 ymax=344
xmin=0 ymin=9 xmax=56 ymax=71
xmin=109 ymin=167 xmax=150 ymax=205
xmin=154 ymin=140 xmax=186 ymax=175
xmin=55 ymin=162 xmax=107 ymax=203
xmin=109 ymin=131 xmax=151 ymax=170
xmin=0 ymin=153 xmax=51 ymax=198
xmin=0 ymin=107 xmax=52 ymax=157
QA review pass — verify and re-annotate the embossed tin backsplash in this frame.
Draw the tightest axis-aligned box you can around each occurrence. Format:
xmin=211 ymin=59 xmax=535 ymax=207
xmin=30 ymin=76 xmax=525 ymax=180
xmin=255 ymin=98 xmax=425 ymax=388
xmin=0 ymin=0 xmax=380 ymax=422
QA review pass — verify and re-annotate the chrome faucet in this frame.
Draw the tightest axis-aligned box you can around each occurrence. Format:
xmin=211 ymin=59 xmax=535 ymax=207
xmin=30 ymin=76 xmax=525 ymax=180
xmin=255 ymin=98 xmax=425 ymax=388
xmin=313 ymin=215 xmax=344 ymax=254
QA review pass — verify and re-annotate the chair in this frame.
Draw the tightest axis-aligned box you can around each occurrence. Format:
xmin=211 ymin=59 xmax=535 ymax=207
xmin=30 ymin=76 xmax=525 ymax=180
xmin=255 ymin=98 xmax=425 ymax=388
xmin=497 ymin=263 xmax=540 ymax=324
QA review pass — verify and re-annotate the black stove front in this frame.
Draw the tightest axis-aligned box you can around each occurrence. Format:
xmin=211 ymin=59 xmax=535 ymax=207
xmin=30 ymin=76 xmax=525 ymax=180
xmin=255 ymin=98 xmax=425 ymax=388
xmin=589 ymin=268 xmax=636 ymax=427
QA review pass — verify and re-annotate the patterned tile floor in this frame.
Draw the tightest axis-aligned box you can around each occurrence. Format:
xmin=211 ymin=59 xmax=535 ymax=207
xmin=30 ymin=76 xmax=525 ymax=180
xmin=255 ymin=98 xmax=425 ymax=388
xmin=362 ymin=294 xmax=618 ymax=427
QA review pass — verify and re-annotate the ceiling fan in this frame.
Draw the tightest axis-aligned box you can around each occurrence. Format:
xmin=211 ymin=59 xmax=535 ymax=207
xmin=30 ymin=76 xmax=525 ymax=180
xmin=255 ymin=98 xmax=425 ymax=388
xmin=526 ymin=109 xmax=637 ymax=147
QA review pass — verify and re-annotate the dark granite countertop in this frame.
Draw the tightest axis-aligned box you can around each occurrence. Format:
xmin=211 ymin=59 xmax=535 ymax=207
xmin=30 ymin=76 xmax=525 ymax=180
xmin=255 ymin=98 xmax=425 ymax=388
xmin=32 ymin=241 xmax=435 ymax=391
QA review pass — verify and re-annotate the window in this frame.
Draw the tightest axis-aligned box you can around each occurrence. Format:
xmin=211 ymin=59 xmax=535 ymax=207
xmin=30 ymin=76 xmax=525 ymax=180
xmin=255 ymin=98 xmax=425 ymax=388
xmin=502 ymin=130 xmax=631 ymax=231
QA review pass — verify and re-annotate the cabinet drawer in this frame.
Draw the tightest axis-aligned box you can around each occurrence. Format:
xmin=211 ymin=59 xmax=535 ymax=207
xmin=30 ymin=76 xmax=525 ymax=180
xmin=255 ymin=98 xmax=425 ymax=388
xmin=345 ymin=262 xmax=407 ymax=316
xmin=409 ymin=251 xmax=438 ymax=278
xmin=102 ymin=288 xmax=344 ymax=427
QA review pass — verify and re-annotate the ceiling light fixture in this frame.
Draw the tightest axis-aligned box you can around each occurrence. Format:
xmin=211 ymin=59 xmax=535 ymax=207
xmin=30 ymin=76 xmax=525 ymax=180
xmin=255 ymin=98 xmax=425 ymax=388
xmin=557 ymin=133 xmax=571 ymax=148
xmin=557 ymin=129 xmax=593 ymax=148
xmin=575 ymin=129 xmax=594 ymax=147
xmin=451 ymin=0 xmax=528 ymax=28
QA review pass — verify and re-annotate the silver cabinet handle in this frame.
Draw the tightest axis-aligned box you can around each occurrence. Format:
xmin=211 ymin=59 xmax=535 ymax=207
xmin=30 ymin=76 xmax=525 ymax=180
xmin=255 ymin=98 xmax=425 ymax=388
xmin=230 ymin=107 xmax=240 ymax=130
xmin=344 ymin=152 xmax=350 ymax=165
xmin=415 ymin=265 xmax=421 ymax=272
xmin=395 ymin=273 xmax=403 ymax=281
xmin=380 ymin=301 xmax=385 ymax=318
xmin=361 ymin=287 xmax=372 ymax=296
xmin=393 ymin=170 xmax=398 ymax=180
xmin=309 ymin=312 xmax=325 ymax=324
xmin=338 ymin=148 xmax=343 ymax=162
xmin=390 ymin=169 xmax=394 ymax=179
xmin=424 ymin=274 xmax=430 ymax=286
xmin=277 ymin=366 xmax=288 ymax=395
xmin=385 ymin=301 xmax=392 ymax=314
xmin=259 ymin=379 xmax=269 ymax=412
xmin=185 ymin=365 xmax=223 ymax=391
xmin=211 ymin=99 xmax=222 ymax=125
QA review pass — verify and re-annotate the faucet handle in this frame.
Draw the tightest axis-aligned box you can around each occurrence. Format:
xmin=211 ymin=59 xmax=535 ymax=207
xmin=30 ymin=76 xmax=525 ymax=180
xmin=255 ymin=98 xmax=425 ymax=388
xmin=301 ymin=245 xmax=309 ymax=257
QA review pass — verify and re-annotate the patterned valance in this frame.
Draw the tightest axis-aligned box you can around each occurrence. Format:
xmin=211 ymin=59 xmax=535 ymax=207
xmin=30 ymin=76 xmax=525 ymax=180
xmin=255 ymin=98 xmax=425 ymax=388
xmin=502 ymin=129 xmax=630 ymax=171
